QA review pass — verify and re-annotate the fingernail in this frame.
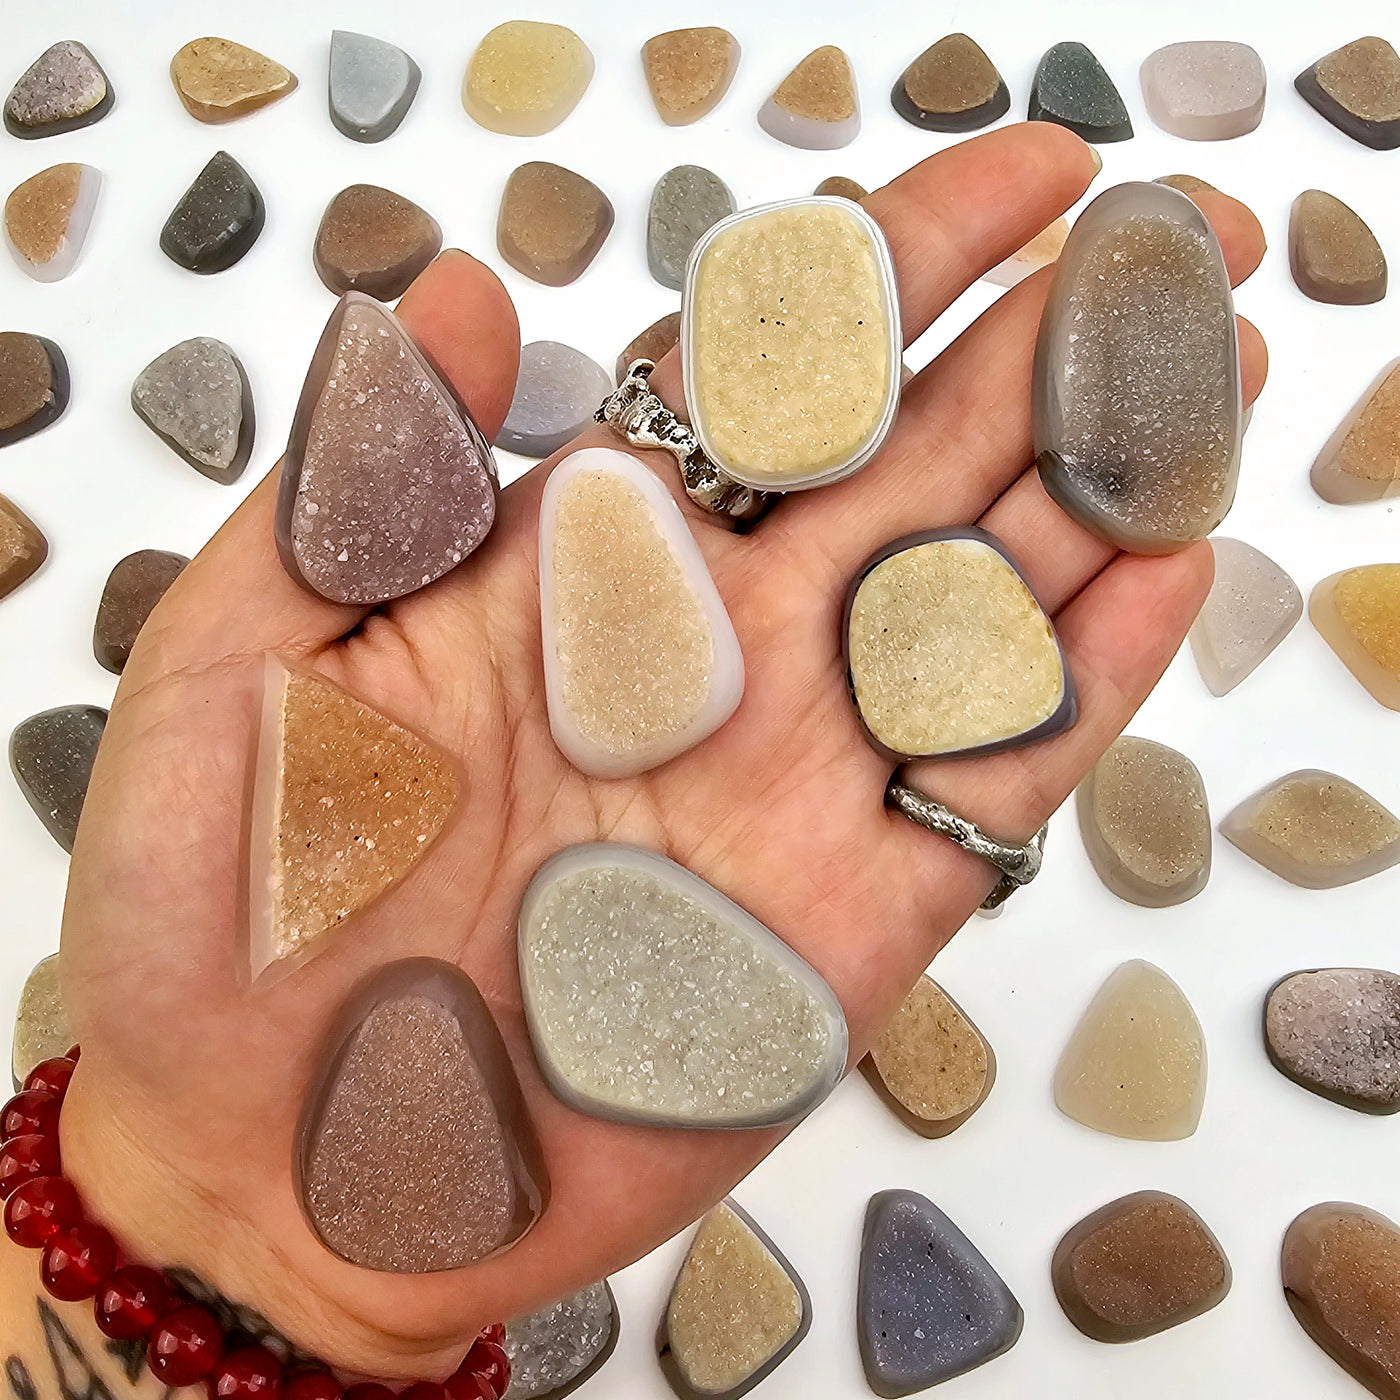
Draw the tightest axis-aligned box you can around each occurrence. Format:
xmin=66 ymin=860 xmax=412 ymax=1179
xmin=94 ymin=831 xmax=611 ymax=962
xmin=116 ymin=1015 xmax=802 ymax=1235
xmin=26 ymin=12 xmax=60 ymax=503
xmin=1087 ymin=145 xmax=1103 ymax=176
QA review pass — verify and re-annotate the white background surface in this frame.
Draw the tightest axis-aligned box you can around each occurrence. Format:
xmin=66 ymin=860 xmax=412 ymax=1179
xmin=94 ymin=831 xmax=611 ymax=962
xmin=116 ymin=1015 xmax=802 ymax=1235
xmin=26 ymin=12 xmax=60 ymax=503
xmin=2 ymin=1 xmax=1399 ymax=1395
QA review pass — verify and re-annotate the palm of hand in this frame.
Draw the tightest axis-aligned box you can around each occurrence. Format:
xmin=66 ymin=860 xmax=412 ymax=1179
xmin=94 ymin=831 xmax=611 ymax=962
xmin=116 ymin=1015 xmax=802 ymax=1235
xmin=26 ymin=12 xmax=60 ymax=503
xmin=53 ymin=127 xmax=1266 ymax=1377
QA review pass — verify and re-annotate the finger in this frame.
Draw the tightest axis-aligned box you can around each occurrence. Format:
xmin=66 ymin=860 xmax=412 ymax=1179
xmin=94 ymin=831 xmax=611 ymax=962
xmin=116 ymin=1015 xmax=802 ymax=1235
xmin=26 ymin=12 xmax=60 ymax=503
xmin=789 ymin=185 xmax=1268 ymax=580
xmin=121 ymin=251 xmax=520 ymax=688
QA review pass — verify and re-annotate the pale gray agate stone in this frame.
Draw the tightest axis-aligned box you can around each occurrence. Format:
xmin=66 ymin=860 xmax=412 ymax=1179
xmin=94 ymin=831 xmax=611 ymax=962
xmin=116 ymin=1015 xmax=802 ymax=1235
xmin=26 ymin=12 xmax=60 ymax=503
xmin=496 ymin=342 xmax=612 ymax=459
xmin=505 ymin=1281 xmax=618 ymax=1399
xmin=518 ymin=843 xmax=848 ymax=1128
xmin=1034 ymin=181 xmax=1241 ymax=554
xmin=1189 ymin=538 xmax=1302 ymax=696
xmin=12 ymin=953 xmax=71 ymax=1090
xmin=329 ymin=31 xmax=420 ymax=142
xmin=1140 ymin=41 xmax=1266 ymax=141
xmin=648 ymin=165 xmax=736 ymax=290
xmin=132 ymin=337 xmax=254 ymax=484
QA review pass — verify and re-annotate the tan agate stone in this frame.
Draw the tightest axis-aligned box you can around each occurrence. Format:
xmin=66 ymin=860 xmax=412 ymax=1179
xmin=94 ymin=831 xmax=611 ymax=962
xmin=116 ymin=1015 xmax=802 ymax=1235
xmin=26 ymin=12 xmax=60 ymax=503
xmin=1156 ymin=173 xmax=1219 ymax=195
xmin=1314 ymin=361 xmax=1400 ymax=503
xmin=1053 ymin=1192 xmax=1231 ymax=1343
xmin=4 ymin=163 xmax=100 ymax=282
xmin=0 ymin=494 xmax=47 ymax=601
xmin=1055 ymin=960 xmax=1206 ymax=1141
xmin=662 ymin=1201 xmax=808 ymax=1400
xmin=463 ymin=22 xmax=593 ymax=136
xmin=1296 ymin=38 xmax=1400 ymax=150
xmin=984 ymin=217 xmax=1068 ymax=288
xmin=170 ymin=38 xmax=297 ymax=123
xmin=642 ymin=28 xmax=740 ymax=126
xmin=1283 ymin=1203 xmax=1400 ymax=1397
xmin=248 ymin=658 xmax=459 ymax=979
xmin=862 ymin=976 xmax=995 ymax=1138
xmin=617 ymin=311 xmax=681 ymax=384
xmin=1077 ymin=736 xmax=1211 ymax=906
xmin=12 ymin=953 xmax=71 ymax=1090
xmin=1290 ymin=191 xmax=1387 ymax=305
xmin=313 ymin=184 xmax=442 ymax=301
xmin=686 ymin=198 xmax=897 ymax=490
xmin=497 ymin=162 xmax=613 ymax=287
xmin=1311 ymin=565 xmax=1400 ymax=708
xmin=758 ymin=47 xmax=860 ymax=150
xmin=815 ymin=176 xmax=866 ymax=201
xmin=1222 ymin=770 xmax=1400 ymax=888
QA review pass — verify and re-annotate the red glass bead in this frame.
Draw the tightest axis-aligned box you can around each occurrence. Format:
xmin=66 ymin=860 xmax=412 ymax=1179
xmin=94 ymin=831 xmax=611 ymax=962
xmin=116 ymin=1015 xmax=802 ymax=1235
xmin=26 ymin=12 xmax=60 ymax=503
xmin=443 ymin=1374 xmax=492 ymax=1400
xmin=4 ymin=1175 xmax=79 ymax=1248
xmin=42 ymin=1221 xmax=117 ymax=1301
xmin=478 ymin=1324 xmax=504 ymax=1348
xmin=459 ymin=1341 xmax=507 ymax=1395
xmin=207 ymin=1345 xmax=283 ymax=1400
xmin=24 ymin=1057 xmax=76 ymax=1099
xmin=0 ymin=1133 xmax=61 ymax=1199
xmin=282 ymin=1372 xmax=342 ymax=1400
xmin=149 ymin=1305 xmax=225 ymax=1386
xmin=1 ymin=1090 xmax=60 ymax=1142
xmin=342 ymin=1386 xmax=395 ymax=1400
xmin=398 ymin=1385 xmax=448 ymax=1400
xmin=95 ymin=1265 xmax=168 ymax=1341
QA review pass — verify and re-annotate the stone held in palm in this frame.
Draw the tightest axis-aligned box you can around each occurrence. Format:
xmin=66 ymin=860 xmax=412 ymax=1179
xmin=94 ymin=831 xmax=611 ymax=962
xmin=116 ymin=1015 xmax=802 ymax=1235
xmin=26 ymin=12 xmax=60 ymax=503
xmin=983 ymin=218 xmax=1068 ymax=288
xmin=660 ymin=1200 xmax=809 ymax=1400
xmin=617 ymin=311 xmax=681 ymax=384
xmin=4 ymin=164 xmax=100 ymax=282
xmin=759 ymin=47 xmax=860 ymax=150
xmin=1266 ymin=968 xmax=1400 ymax=1114
xmin=1052 ymin=1192 xmax=1231 ymax=1342
xmin=845 ymin=528 xmax=1075 ymax=762
xmin=1296 ymin=37 xmax=1400 ymax=150
xmin=505 ymin=1280 xmax=619 ymax=1400
xmin=859 ymin=1189 xmax=1022 ymax=1397
xmin=12 ymin=953 xmax=71 ymax=1091
xmin=1189 ymin=538 xmax=1302 ymax=695
xmin=463 ymin=22 xmax=593 ymax=136
xmin=0 ymin=333 xmax=69 ymax=448
xmin=1034 ymin=181 xmax=1241 ymax=553
xmin=5 ymin=41 xmax=112 ymax=138
xmin=170 ymin=37 xmax=296 ymax=123
xmin=328 ymin=31 xmax=420 ymax=143
xmin=1029 ymin=42 xmax=1132 ymax=142
xmin=497 ymin=162 xmax=613 ymax=287
xmin=518 ymin=843 xmax=847 ymax=1129
xmin=1283 ymin=1203 xmax=1400 ymax=1397
xmin=93 ymin=550 xmax=188 ymax=674
xmin=1077 ymin=736 xmax=1211 ymax=906
xmin=1313 ymin=360 xmax=1400 ymax=503
xmin=642 ymin=28 xmax=740 ymax=126
xmin=1222 ymin=770 xmax=1400 ymax=888
xmin=1055 ymin=960 xmax=1206 ymax=1141
xmin=684 ymin=197 xmax=900 ymax=491
xmin=861 ymin=975 xmax=995 ymax=1138
xmin=276 ymin=292 xmax=496 ymax=604
xmin=9 ymin=704 xmax=106 ymax=853
xmin=497 ymin=343 xmax=613 ymax=459
xmin=249 ymin=657 xmax=460 ymax=979
xmin=648 ymin=165 xmax=735 ymax=291
xmin=160 ymin=151 xmax=264 ymax=274
xmin=891 ymin=34 xmax=1009 ymax=132
xmin=1290 ymin=191 xmax=1387 ymax=305
xmin=0 ymin=494 xmax=47 ymax=602
xmin=1140 ymin=41 xmax=1266 ymax=141
xmin=298 ymin=958 xmax=547 ymax=1273
xmin=131 ymin=336 xmax=254 ymax=484
xmin=313 ymin=184 xmax=441 ymax=301
xmin=1311 ymin=565 xmax=1400 ymax=709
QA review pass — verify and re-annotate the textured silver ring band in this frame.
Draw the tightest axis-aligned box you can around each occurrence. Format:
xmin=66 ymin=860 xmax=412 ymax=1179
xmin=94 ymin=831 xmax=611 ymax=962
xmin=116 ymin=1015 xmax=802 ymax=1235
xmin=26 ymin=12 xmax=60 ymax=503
xmin=595 ymin=359 xmax=776 ymax=527
xmin=886 ymin=779 xmax=1048 ymax=910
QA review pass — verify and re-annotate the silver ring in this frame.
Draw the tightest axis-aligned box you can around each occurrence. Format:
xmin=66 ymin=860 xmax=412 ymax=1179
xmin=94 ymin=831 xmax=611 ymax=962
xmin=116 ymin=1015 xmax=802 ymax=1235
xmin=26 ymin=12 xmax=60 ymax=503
xmin=595 ymin=360 xmax=775 ymax=528
xmin=886 ymin=779 xmax=1047 ymax=910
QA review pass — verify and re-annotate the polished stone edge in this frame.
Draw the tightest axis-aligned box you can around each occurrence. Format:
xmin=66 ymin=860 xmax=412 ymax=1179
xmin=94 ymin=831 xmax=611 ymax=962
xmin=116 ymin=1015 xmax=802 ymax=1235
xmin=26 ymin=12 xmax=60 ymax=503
xmin=517 ymin=842 xmax=849 ymax=1130
xmin=656 ymin=1198 xmax=812 ymax=1400
xmin=514 ymin=1280 xmax=621 ymax=1400
xmin=4 ymin=55 xmax=114 ymax=139
xmin=1310 ymin=570 xmax=1400 ymax=712
xmin=328 ymin=43 xmax=421 ymax=143
xmin=890 ymin=76 xmax=1009 ymax=133
xmin=0 ymin=336 xmax=69 ymax=449
xmin=1263 ymin=968 xmax=1400 ymax=1115
xmin=159 ymin=153 xmax=265 ymax=275
xmin=1295 ymin=67 xmax=1400 ymax=150
xmin=274 ymin=290 xmax=499 ymax=604
xmin=130 ymin=341 xmax=255 ymax=485
xmin=680 ymin=195 xmax=903 ymax=493
xmin=842 ymin=525 xmax=1077 ymax=762
xmin=293 ymin=956 xmax=549 ymax=1273
xmin=1311 ymin=358 xmax=1400 ymax=504
xmin=1051 ymin=1191 xmax=1232 ymax=1342
xmin=858 ymin=982 xmax=997 ymax=1139
xmin=858 ymin=1189 xmax=1023 ymax=1398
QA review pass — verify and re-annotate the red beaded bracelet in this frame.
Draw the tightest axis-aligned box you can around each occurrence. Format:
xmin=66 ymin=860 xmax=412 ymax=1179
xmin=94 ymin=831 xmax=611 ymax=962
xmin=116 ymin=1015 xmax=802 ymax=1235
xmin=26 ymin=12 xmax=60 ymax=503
xmin=1 ymin=1049 xmax=510 ymax=1400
